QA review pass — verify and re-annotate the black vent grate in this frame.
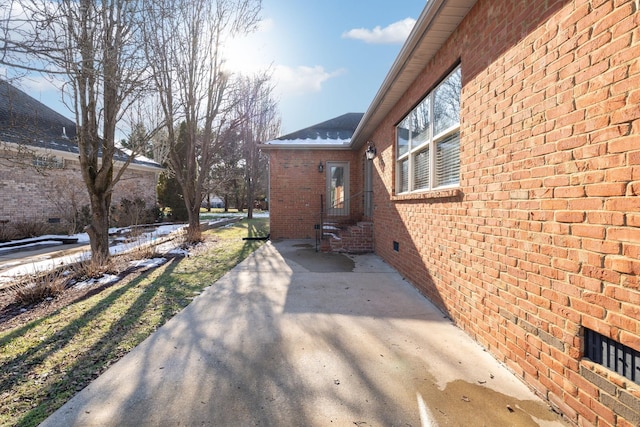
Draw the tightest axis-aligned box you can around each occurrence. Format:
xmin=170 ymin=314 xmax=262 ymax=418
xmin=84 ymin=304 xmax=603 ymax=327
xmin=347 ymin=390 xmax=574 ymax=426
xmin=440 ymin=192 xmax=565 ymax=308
xmin=584 ymin=328 xmax=640 ymax=384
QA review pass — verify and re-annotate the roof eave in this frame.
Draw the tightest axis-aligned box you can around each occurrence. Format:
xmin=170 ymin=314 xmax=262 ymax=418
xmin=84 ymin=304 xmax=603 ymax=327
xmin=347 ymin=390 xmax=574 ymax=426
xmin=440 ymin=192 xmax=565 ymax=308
xmin=1 ymin=140 xmax=164 ymax=172
xmin=350 ymin=0 xmax=477 ymax=149
xmin=258 ymin=143 xmax=352 ymax=150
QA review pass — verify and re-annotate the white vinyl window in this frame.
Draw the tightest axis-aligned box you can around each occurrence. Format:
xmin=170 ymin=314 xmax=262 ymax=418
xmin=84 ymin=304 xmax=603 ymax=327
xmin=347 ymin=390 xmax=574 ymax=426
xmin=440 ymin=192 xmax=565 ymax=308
xmin=396 ymin=66 xmax=461 ymax=194
xmin=33 ymin=155 xmax=64 ymax=169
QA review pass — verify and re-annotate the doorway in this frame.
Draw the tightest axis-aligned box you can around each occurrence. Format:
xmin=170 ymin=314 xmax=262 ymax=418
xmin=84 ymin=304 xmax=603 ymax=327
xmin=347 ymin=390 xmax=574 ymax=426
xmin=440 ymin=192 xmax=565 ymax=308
xmin=326 ymin=162 xmax=349 ymax=216
xmin=364 ymin=158 xmax=373 ymax=217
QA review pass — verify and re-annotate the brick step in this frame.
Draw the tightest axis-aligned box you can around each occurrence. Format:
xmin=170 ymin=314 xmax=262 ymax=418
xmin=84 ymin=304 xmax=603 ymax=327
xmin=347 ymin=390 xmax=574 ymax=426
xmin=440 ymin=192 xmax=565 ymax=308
xmin=321 ymin=221 xmax=373 ymax=253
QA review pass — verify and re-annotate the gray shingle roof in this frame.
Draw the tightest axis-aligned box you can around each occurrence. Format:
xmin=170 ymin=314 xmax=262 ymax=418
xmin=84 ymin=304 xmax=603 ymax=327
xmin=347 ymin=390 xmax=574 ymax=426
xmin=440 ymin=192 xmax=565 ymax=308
xmin=272 ymin=112 xmax=364 ymax=143
xmin=0 ymin=79 xmax=161 ymax=169
xmin=0 ymin=79 xmax=77 ymax=148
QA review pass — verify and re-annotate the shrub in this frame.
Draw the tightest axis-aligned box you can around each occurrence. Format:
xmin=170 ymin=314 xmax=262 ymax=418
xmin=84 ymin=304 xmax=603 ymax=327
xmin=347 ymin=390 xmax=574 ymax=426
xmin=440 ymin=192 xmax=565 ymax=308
xmin=12 ymin=219 xmax=50 ymax=239
xmin=76 ymin=205 xmax=92 ymax=233
xmin=10 ymin=270 xmax=67 ymax=306
xmin=125 ymin=237 xmax=161 ymax=261
xmin=63 ymin=204 xmax=92 ymax=235
xmin=67 ymin=258 xmax=119 ymax=282
xmin=111 ymin=198 xmax=151 ymax=228
xmin=147 ymin=206 xmax=164 ymax=223
xmin=157 ymin=171 xmax=188 ymax=221
xmin=0 ymin=220 xmax=15 ymax=242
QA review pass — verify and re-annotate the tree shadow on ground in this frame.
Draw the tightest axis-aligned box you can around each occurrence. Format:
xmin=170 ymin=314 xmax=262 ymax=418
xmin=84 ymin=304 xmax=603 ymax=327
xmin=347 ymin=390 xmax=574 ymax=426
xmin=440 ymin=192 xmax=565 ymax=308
xmin=1 ymin=257 xmax=187 ymax=427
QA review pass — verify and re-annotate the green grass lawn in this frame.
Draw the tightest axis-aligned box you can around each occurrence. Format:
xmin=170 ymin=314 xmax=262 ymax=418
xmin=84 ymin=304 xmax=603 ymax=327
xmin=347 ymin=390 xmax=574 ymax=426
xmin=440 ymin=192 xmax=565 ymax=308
xmin=0 ymin=218 xmax=269 ymax=427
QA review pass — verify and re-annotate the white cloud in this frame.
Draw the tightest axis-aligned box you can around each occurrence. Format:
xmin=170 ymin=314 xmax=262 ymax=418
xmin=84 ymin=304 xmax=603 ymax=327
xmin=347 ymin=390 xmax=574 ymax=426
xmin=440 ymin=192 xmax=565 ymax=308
xmin=273 ymin=65 xmax=345 ymax=97
xmin=342 ymin=17 xmax=416 ymax=44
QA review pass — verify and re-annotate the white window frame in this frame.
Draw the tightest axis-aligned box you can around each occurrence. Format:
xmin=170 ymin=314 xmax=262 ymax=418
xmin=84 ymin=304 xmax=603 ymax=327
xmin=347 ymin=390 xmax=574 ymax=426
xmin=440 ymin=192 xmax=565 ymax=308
xmin=33 ymin=155 xmax=64 ymax=169
xmin=396 ymin=66 xmax=461 ymax=194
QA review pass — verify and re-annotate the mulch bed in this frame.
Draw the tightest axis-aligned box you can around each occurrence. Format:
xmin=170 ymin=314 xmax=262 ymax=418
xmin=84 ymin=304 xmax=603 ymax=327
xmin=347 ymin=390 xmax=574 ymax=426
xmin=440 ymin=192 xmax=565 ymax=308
xmin=0 ymin=238 xmax=216 ymax=334
xmin=0 ymin=265 xmax=149 ymax=333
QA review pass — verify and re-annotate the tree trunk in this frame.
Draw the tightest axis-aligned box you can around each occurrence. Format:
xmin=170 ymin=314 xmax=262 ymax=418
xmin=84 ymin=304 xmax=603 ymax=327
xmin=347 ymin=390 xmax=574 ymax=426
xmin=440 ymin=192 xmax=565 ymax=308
xmin=246 ymin=180 xmax=254 ymax=219
xmin=86 ymin=192 xmax=111 ymax=267
xmin=185 ymin=206 xmax=201 ymax=242
xmin=181 ymin=179 xmax=201 ymax=243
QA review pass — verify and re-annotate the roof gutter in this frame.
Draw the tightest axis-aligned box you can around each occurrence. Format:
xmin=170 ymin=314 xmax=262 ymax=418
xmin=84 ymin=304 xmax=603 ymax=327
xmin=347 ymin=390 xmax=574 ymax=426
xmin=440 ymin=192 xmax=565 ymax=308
xmin=258 ymin=143 xmax=352 ymax=150
xmin=1 ymin=140 xmax=164 ymax=172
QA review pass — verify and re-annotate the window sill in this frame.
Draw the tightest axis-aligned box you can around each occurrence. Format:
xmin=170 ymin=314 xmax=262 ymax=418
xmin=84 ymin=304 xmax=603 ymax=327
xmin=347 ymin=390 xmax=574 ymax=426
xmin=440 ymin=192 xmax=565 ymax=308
xmin=392 ymin=188 xmax=462 ymax=202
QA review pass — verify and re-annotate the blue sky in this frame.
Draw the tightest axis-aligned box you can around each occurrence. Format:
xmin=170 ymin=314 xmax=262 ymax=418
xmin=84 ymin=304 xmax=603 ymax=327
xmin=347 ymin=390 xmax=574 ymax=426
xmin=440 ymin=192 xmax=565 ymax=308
xmin=232 ymin=0 xmax=425 ymax=134
xmin=5 ymin=0 xmax=425 ymax=137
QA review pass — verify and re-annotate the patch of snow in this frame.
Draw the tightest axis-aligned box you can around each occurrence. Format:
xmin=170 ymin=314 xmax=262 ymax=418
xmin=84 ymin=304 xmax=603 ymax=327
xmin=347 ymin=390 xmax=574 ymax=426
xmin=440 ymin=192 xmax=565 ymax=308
xmin=167 ymin=248 xmax=189 ymax=257
xmin=0 ymin=240 xmax=64 ymax=254
xmin=153 ymin=224 xmax=186 ymax=236
xmin=266 ymin=138 xmax=350 ymax=146
xmin=74 ymin=274 xmax=120 ymax=290
xmin=116 ymin=145 xmax=161 ymax=165
xmin=0 ymin=225 xmax=185 ymax=284
xmin=323 ymin=225 xmax=340 ymax=231
xmin=73 ymin=233 xmax=91 ymax=243
xmin=0 ymin=253 xmax=91 ymax=285
xmin=129 ymin=258 xmax=167 ymax=269
xmin=0 ymin=235 xmax=67 ymax=246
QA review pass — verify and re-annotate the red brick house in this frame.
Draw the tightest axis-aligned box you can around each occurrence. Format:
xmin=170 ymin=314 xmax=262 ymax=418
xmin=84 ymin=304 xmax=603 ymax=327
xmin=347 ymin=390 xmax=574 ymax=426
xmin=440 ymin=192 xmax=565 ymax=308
xmin=263 ymin=0 xmax=640 ymax=425
xmin=0 ymin=80 xmax=162 ymax=236
xmin=262 ymin=113 xmax=371 ymax=250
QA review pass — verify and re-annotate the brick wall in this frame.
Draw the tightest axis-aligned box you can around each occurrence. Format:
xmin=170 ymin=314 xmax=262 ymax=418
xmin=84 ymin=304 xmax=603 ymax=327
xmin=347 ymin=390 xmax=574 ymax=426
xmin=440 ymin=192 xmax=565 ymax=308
xmin=369 ymin=0 xmax=640 ymax=425
xmin=0 ymin=152 xmax=159 ymax=234
xmin=268 ymin=149 xmax=362 ymax=239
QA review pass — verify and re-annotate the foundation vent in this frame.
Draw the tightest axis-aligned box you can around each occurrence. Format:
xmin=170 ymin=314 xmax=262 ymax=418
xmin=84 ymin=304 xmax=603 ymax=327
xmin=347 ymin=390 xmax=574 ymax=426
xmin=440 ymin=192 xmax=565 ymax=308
xmin=584 ymin=328 xmax=640 ymax=384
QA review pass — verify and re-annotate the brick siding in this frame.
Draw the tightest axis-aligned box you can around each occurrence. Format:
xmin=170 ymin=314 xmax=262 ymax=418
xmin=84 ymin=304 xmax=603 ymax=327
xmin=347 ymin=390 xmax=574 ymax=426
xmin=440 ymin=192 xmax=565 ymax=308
xmin=269 ymin=149 xmax=363 ymax=239
xmin=0 ymin=152 xmax=159 ymax=234
xmin=367 ymin=0 xmax=640 ymax=425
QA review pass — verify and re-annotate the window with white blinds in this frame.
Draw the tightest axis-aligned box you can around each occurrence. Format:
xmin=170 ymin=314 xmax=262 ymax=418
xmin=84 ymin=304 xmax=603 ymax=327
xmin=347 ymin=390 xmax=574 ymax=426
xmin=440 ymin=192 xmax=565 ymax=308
xmin=396 ymin=66 xmax=461 ymax=194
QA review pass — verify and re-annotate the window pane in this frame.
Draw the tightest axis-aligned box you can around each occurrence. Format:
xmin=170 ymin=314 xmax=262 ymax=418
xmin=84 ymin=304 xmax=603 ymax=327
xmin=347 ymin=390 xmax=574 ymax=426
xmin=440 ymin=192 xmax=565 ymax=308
xmin=435 ymin=132 xmax=460 ymax=187
xmin=330 ymin=166 xmax=345 ymax=208
xmin=397 ymin=117 xmax=410 ymax=157
xmin=399 ymin=158 xmax=409 ymax=193
xmin=414 ymin=147 xmax=430 ymax=190
xmin=434 ymin=67 xmax=461 ymax=135
xmin=411 ymin=98 xmax=430 ymax=147
xmin=396 ymin=65 xmax=461 ymax=194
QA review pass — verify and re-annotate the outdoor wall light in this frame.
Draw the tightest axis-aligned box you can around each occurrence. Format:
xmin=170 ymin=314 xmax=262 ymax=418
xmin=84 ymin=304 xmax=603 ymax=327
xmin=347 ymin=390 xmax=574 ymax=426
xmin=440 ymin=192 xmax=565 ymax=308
xmin=365 ymin=143 xmax=377 ymax=160
xmin=318 ymin=161 xmax=324 ymax=173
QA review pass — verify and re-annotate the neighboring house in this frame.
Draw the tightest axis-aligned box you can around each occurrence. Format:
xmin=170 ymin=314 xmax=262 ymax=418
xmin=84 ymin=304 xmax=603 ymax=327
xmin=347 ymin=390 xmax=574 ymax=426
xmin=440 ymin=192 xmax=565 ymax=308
xmin=0 ymin=80 xmax=162 ymax=235
xmin=201 ymin=195 xmax=225 ymax=209
xmin=263 ymin=0 xmax=640 ymax=425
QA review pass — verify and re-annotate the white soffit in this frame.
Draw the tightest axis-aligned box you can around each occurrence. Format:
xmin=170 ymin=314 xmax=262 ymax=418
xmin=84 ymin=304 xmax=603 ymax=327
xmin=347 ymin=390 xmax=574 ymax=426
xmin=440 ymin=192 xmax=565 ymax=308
xmin=351 ymin=0 xmax=478 ymax=148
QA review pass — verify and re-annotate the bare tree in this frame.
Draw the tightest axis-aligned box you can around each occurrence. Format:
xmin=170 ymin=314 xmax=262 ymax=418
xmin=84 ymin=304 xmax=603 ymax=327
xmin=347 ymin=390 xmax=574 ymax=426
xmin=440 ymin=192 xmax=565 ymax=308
xmin=208 ymin=128 xmax=244 ymax=211
xmin=235 ymin=74 xmax=279 ymax=219
xmin=143 ymin=0 xmax=261 ymax=243
xmin=1 ymin=0 xmax=150 ymax=266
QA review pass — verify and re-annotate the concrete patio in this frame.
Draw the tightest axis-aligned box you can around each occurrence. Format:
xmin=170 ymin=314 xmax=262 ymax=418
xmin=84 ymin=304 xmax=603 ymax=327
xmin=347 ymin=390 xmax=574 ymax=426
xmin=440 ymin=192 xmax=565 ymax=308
xmin=40 ymin=240 xmax=567 ymax=426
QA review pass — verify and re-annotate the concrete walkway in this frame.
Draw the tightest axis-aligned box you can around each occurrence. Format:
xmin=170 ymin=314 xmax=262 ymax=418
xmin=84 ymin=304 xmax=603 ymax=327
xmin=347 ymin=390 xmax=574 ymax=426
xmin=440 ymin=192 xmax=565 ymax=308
xmin=41 ymin=240 xmax=567 ymax=426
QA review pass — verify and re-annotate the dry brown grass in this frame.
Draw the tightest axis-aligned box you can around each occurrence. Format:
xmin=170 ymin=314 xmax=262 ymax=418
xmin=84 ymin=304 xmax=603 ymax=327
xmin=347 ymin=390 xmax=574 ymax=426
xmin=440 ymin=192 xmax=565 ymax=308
xmin=7 ymin=234 xmax=167 ymax=308
xmin=9 ymin=270 xmax=68 ymax=305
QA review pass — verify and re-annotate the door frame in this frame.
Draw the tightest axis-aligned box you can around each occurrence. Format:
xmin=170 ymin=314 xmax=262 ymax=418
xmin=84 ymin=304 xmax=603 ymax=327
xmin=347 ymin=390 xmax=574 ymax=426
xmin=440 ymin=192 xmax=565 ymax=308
xmin=364 ymin=158 xmax=373 ymax=217
xmin=326 ymin=161 xmax=350 ymax=216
